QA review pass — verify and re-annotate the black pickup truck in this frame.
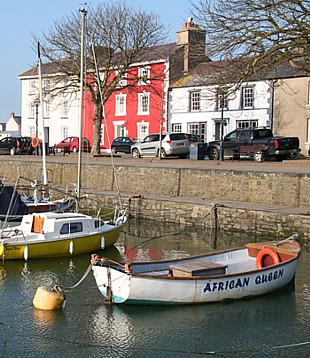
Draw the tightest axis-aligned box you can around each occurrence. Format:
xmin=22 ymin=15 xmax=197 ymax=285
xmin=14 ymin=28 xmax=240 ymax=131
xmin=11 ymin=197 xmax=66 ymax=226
xmin=206 ymin=128 xmax=300 ymax=161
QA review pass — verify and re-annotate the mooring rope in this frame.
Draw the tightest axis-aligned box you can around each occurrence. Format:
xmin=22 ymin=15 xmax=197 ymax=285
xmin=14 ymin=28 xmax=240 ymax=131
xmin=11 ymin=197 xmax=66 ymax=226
xmin=62 ymin=264 xmax=93 ymax=290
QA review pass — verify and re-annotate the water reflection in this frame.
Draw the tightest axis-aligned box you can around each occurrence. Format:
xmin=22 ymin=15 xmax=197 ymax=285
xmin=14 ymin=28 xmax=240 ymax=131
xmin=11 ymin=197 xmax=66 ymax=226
xmin=33 ymin=308 xmax=64 ymax=329
xmin=0 ymin=219 xmax=309 ymax=357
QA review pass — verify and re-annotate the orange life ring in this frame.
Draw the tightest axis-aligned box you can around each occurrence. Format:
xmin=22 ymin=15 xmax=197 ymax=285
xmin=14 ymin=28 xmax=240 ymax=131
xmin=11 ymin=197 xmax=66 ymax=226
xmin=31 ymin=137 xmax=40 ymax=148
xmin=256 ymin=247 xmax=280 ymax=269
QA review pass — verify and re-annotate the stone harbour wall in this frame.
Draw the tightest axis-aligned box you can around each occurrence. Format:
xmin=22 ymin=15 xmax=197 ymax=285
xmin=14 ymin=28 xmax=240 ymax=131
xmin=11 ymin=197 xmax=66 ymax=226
xmin=1 ymin=159 xmax=310 ymax=240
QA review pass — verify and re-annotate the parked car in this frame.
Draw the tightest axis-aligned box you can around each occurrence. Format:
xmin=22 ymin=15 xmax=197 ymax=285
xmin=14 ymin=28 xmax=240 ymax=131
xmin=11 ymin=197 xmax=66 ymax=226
xmin=55 ymin=136 xmax=91 ymax=153
xmin=111 ymin=137 xmax=137 ymax=154
xmin=206 ymin=128 xmax=300 ymax=161
xmin=0 ymin=136 xmax=34 ymax=155
xmin=131 ymin=132 xmax=189 ymax=159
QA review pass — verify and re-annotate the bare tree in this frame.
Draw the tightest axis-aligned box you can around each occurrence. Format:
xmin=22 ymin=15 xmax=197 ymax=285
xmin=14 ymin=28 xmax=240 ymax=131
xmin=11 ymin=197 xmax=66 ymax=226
xmin=33 ymin=1 xmax=168 ymax=154
xmin=191 ymin=0 xmax=310 ymax=79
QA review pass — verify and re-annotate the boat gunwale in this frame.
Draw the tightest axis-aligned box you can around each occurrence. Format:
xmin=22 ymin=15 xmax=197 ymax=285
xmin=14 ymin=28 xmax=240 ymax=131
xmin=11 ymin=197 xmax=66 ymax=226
xmin=129 ymin=254 xmax=299 ymax=280
xmin=93 ymin=240 xmax=301 ymax=281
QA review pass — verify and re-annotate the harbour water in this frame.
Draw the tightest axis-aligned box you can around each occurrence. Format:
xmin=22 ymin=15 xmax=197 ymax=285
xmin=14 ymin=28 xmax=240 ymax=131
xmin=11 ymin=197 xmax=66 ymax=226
xmin=1 ymin=219 xmax=310 ymax=357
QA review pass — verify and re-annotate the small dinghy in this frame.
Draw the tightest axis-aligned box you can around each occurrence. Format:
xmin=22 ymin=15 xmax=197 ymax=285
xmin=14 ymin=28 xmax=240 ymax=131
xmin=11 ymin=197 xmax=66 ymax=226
xmin=91 ymin=234 xmax=300 ymax=305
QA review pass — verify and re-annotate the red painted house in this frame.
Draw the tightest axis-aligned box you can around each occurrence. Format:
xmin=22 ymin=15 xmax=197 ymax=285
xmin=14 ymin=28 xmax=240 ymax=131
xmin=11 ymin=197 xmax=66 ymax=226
xmin=83 ymin=59 xmax=168 ymax=150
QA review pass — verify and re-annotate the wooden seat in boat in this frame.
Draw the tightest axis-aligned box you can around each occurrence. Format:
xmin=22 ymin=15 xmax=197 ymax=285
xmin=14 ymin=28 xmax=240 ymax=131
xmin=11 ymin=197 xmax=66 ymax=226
xmin=169 ymin=260 xmax=227 ymax=278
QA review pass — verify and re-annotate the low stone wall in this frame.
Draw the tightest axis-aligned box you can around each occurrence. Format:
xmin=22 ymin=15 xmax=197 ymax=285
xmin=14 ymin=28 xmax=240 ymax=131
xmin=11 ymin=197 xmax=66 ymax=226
xmin=1 ymin=159 xmax=310 ymax=207
xmin=1 ymin=159 xmax=310 ymax=240
xmin=83 ymin=192 xmax=310 ymax=241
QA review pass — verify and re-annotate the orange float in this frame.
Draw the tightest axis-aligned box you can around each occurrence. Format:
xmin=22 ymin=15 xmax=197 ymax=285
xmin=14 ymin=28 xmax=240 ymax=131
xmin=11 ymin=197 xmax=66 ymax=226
xmin=256 ymin=247 xmax=280 ymax=269
xmin=31 ymin=137 xmax=40 ymax=148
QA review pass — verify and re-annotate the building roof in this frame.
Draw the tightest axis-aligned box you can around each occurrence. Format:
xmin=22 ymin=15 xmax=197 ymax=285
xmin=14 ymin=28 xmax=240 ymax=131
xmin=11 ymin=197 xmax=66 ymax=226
xmin=171 ymin=58 xmax=310 ymax=88
xmin=18 ymin=42 xmax=179 ymax=79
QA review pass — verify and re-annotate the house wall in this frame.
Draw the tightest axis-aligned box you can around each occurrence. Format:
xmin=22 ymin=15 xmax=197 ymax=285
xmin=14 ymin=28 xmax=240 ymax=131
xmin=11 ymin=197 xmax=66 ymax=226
xmin=88 ymin=61 xmax=168 ymax=147
xmin=274 ymin=77 xmax=310 ymax=156
xmin=169 ymin=81 xmax=272 ymax=143
xmin=20 ymin=78 xmax=80 ymax=146
xmin=6 ymin=114 xmax=20 ymax=132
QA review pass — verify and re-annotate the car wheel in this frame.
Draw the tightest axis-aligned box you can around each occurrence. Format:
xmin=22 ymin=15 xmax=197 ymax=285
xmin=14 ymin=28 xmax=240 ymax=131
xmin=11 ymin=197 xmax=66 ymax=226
xmin=208 ymin=147 xmax=219 ymax=160
xmin=159 ymin=148 xmax=167 ymax=158
xmin=10 ymin=147 xmax=15 ymax=156
xmin=111 ymin=147 xmax=117 ymax=155
xmin=253 ymin=152 xmax=263 ymax=162
xmin=72 ymin=147 xmax=77 ymax=153
xmin=132 ymin=148 xmax=140 ymax=159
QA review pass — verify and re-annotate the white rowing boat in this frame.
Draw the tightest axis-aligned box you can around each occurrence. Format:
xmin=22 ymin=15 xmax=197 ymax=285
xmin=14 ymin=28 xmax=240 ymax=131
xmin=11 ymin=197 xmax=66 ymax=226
xmin=91 ymin=235 xmax=300 ymax=305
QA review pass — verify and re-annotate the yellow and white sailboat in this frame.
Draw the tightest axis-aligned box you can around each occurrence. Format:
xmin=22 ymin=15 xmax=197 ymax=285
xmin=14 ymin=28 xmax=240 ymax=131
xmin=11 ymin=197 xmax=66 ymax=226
xmin=0 ymin=211 xmax=126 ymax=260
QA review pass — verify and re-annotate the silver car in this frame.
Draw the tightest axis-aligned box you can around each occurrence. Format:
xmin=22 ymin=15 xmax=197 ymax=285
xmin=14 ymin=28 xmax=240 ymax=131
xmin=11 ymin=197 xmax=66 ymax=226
xmin=131 ymin=132 xmax=189 ymax=159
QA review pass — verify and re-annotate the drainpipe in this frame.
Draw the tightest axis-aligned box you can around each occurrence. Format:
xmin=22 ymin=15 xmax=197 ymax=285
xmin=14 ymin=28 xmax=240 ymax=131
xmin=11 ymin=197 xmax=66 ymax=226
xmin=270 ymin=79 xmax=277 ymax=132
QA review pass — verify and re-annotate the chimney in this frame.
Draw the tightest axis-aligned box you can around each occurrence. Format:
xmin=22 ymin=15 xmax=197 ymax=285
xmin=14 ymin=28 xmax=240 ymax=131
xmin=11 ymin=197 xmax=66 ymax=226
xmin=176 ymin=18 xmax=207 ymax=75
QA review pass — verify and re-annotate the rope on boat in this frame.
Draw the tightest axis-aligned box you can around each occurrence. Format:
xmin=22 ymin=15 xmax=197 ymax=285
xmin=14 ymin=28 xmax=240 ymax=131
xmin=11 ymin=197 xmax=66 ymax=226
xmin=61 ymin=264 xmax=93 ymax=291
xmin=275 ymin=233 xmax=299 ymax=246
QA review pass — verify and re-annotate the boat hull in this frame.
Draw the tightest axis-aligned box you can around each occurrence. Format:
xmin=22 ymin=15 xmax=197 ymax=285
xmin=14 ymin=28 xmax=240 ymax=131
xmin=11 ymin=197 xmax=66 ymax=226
xmin=93 ymin=260 xmax=297 ymax=304
xmin=92 ymin=239 xmax=300 ymax=305
xmin=0 ymin=224 xmax=123 ymax=260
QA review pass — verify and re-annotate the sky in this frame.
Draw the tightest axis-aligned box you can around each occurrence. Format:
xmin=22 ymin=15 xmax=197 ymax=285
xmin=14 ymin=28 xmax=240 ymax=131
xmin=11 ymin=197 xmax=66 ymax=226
xmin=0 ymin=0 xmax=193 ymax=122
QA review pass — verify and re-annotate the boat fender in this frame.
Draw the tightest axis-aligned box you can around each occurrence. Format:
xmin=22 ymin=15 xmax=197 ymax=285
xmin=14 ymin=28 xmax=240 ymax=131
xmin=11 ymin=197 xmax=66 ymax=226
xmin=33 ymin=285 xmax=66 ymax=310
xmin=115 ymin=216 xmax=124 ymax=225
xmin=24 ymin=246 xmax=29 ymax=261
xmin=101 ymin=236 xmax=105 ymax=249
xmin=256 ymin=247 xmax=280 ymax=269
xmin=69 ymin=240 xmax=74 ymax=255
xmin=31 ymin=137 xmax=40 ymax=148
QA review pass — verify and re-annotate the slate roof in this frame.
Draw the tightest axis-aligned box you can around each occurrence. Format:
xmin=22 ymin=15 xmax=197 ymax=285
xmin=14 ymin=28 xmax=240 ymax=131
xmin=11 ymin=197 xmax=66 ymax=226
xmin=18 ymin=42 xmax=179 ymax=79
xmin=172 ymin=58 xmax=310 ymax=88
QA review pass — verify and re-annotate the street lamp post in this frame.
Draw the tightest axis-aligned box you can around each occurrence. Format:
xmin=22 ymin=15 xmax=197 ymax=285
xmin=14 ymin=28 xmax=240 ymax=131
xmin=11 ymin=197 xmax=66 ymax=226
xmin=219 ymin=93 xmax=225 ymax=161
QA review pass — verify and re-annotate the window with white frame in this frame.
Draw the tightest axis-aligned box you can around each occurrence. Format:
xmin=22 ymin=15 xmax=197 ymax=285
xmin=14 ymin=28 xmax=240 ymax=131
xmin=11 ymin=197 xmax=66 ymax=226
xmin=189 ymin=91 xmax=200 ymax=111
xmin=241 ymin=86 xmax=254 ymax=109
xmin=188 ymin=123 xmax=200 ymax=135
xmin=43 ymin=80 xmax=51 ymax=93
xmin=308 ymin=81 xmax=310 ymax=105
xmin=172 ymin=123 xmax=182 ymax=132
xmin=187 ymin=122 xmax=207 ymax=142
xmin=307 ymin=118 xmax=310 ymax=143
xmin=138 ymin=92 xmax=150 ymax=115
xmin=138 ymin=67 xmax=150 ymax=85
xmin=137 ymin=122 xmax=149 ymax=141
xmin=217 ymin=88 xmax=228 ymax=110
xmin=29 ymin=81 xmax=36 ymax=95
xmin=44 ymin=100 xmax=51 ymax=118
xmin=115 ymin=94 xmax=127 ymax=116
xmin=29 ymin=126 xmax=36 ymax=138
xmin=61 ymin=101 xmax=68 ymax=118
xmin=28 ymin=101 xmax=35 ymax=118
xmin=236 ymin=120 xmax=258 ymax=129
xmin=61 ymin=126 xmax=68 ymax=139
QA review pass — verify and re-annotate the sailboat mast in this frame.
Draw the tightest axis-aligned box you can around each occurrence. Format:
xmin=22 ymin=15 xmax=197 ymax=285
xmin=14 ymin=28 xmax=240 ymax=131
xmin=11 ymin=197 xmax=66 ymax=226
xmin=77 ymin=8 xmax=86 ymax=199
xmin=38 ymin=42 xmax=48 ymax=186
